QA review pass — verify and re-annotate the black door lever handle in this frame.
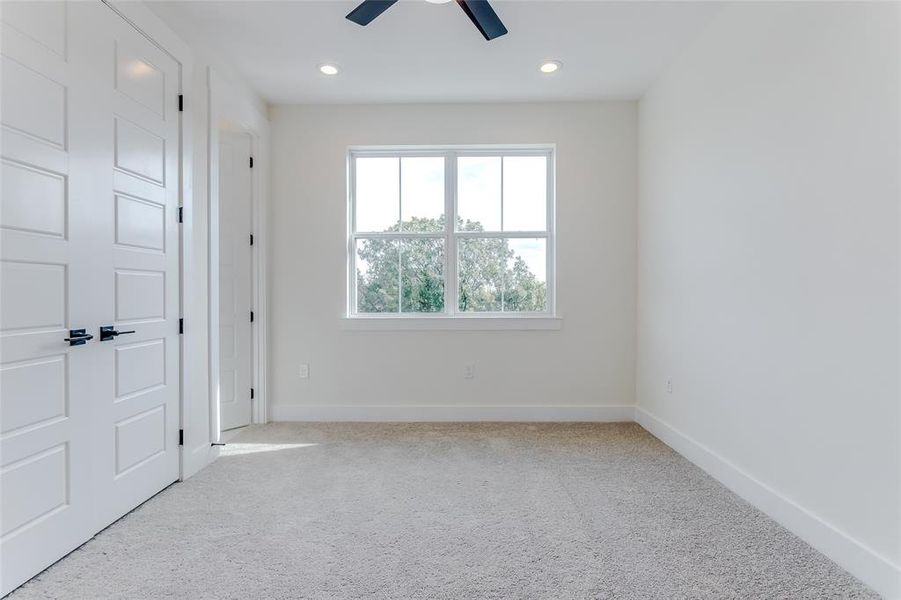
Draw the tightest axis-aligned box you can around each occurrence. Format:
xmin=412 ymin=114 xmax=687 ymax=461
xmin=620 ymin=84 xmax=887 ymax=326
xmin=64 ymin=329 xmax=94 ymax=346
xmin=99 ymin=326 xmax=136 ymax=342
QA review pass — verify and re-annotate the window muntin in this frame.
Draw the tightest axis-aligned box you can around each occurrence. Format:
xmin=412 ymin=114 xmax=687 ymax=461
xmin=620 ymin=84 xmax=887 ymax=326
xmin=349 ymin=147 xmax=553 ymax=317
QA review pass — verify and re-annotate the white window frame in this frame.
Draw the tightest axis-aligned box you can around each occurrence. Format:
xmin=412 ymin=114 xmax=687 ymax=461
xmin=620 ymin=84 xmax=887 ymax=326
xmin=346 ymin=145 xmax=557 ymax=327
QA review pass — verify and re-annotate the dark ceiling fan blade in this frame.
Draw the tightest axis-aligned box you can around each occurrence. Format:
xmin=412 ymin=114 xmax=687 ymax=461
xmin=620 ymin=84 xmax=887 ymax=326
xmin=346 ymin=0 xmax=398 ymax=26
xmin=455 ymin=0 xmax=508 ymax=40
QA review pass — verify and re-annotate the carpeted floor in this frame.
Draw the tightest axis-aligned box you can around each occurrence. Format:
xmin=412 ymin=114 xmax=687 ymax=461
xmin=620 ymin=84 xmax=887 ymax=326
xmin=10 ymin=423 xmax=877 ymax=599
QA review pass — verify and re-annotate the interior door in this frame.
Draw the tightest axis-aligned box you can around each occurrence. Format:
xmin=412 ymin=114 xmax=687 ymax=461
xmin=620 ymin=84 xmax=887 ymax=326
xmin=0 ymin=2 xmax=100 ymax=593
xmin=218 ymin=131 xmax=253 ymax=431
xmin=0 ymin=2 xmax=181 ymax=593
xmin=91 ymin=6 xmax=181 ymax=528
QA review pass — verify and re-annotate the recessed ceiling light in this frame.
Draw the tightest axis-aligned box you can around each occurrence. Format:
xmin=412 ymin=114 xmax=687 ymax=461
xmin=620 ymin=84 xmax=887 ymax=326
xmin=540 ymin=60 xmax=562 ymax=74
xmin=319 ymin=64 xmax=339 ymax=76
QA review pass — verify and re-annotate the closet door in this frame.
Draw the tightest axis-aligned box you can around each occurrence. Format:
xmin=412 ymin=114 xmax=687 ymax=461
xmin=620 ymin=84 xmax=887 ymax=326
xmin=90 ymin=6 xmax=181 ymax=530
xmin=0 ymin=2 xmax=105 ymax=594
xmin=0 ymin=2 xmax=181 ymax=593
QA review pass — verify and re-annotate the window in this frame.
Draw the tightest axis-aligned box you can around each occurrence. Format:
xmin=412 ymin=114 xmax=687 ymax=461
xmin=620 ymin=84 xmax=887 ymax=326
xmin=348 ymin=146 xmax=554 ymax=318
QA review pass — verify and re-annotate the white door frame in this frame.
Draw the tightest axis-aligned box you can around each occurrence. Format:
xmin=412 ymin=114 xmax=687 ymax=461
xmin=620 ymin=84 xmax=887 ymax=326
xmin=103 ymin=1 xmax=215 ymax=479
xmin=208 ymin=68 xmax=269 ymax=438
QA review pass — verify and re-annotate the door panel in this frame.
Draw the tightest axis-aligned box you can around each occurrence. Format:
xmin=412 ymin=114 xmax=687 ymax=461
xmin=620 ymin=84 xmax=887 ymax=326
xmin=114 ymin=405 xmax=166 ymax=475
xmin=0 ymin=355 xmax=67 ymax=435
xmin=115 ymin=193 xmax=166 ymax=251
xmin=115 ymin=269 xmax=166 ymax=321
xmin=115 ymin=339 xmax=166 ymax=398
xmin=0 ymin=261 xmax=66 ymax=330
xmin=1 ymin=444 xmax=68 ymax=536
xmin=114 ymin=40 xmax=166 ymax=117
xmin=0 ymin=56 xmax=67 ymax=148
xmin=218 ymin=131 xmax=253 ymax=431
xmin=0 ymin=1 xmax=67 ymax=58
xmin=1 ymin=159 xmax=67 ymax=237
xmin=114 ymin=117 xmax=166 ymax=185
xmin=0 ymin=2 xmax=98 ymax=593
xmin=91 ymin=6 xmax=180 ymax=529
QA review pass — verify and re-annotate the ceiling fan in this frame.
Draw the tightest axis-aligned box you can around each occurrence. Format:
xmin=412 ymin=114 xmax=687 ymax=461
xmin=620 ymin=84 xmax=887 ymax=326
xmin=346 ymin=0 xmax=508 ymax=41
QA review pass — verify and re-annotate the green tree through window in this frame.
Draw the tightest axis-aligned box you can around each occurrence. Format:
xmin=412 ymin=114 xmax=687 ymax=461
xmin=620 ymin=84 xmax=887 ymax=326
xmin=356 ymin=216 xmax=547 ymax=313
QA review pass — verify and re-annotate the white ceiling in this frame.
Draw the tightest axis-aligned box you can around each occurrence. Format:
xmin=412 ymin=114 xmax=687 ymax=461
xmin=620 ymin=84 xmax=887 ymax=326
xmin=149 ymin=0 xmax=721 ymax=105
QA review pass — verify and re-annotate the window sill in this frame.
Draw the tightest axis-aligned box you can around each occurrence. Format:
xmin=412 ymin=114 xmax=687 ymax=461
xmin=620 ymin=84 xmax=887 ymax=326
xmin=340 ymin=316 xmax=562 ymax=331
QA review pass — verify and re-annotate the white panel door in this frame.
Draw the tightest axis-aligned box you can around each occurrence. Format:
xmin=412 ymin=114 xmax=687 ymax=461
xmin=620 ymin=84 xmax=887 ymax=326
xmin=218 ymin=131 xmax=253 ymax=431
xmin=0 ymin=2 xmax=181 ymax=593
xmin=90 ymin=7 xmax=181 ymax=528
xmin=0 ymin=1 xmax=103 ymax=593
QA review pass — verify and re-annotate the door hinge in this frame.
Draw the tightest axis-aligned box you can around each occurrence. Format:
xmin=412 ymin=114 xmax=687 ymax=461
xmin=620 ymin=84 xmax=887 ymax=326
xmin=178 ymin=94 xmax=184 ymax=112
xmin=177 ymin=206 xmax=183 ymax=223
xmin=178 ymin=429 xmax=184 ymax=446
xmin=179 ymin=318 xmax=184 ymax=334
xmin=250 ymin=233 xmax=254 ymax=246
xmin=250 ymin=311 xmax=255 ymax=323
xmin=250 ymin=388 xmax=255 ymax=400
xmin=249 ymin=156 xmax=254 ymax=169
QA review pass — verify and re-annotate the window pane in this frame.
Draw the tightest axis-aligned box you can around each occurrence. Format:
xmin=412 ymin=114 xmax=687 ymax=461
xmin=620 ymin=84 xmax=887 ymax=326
xmin=400 ymin=238 xmax=445 ymax=313
xmin=458 ymin=237 xmax=547 ymax=313
xmin=401 ymin=157 xmax=444 ymax=232
xmin=503 ymin=156 xmax=547 ymax=232
xmin=457 ymin=237 xmax=504 ymax=312
xmin=356 ymin=238 xmax=398 ymax=313
xmin=355 ymin=157 xmax=399 ymax=232
xmin=504 ymin=238 xmax=547 ymax=312
xmin=457 ymin=157 xmax=500 ymax=232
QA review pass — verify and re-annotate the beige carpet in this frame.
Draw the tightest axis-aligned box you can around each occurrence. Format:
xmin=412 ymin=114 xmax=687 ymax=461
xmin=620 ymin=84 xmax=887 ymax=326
xmin=10 ymin=423 xmax=876 ymax=599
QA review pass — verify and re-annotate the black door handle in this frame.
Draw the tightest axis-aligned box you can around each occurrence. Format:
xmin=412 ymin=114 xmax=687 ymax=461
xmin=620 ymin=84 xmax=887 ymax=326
xmin=99 ymin=326 xmax=136 ymax=342
xmin=64 ymin=329 xmax=94 ymax=346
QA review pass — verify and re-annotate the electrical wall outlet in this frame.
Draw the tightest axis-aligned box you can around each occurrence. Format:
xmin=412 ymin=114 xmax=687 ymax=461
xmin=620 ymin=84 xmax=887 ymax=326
xmin=464 ymin=364 xmax=475 ymax=379
xmin=299 ymin=364 xmax=310 ymax=379
xmin=666 ymin=378 xmax=673 ymax=394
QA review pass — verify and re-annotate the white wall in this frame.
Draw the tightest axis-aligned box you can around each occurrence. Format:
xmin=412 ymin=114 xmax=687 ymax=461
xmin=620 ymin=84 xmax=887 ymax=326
xmin=636 ymin=2 xmax=900 ymax=596
xmin=269 ymin=102 xmax=637 ymax=420
xmin=183 ymin=52 xmax=270 ymax=447
xmin=141 ymin=1 xmax=270 ymax=467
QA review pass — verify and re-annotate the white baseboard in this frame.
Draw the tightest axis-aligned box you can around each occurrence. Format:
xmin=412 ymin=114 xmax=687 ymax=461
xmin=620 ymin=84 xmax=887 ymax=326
xmin=270 ymin=404 xmax=635 ymax=423
xmin=635 ymin=407 xmax=901 ymax=600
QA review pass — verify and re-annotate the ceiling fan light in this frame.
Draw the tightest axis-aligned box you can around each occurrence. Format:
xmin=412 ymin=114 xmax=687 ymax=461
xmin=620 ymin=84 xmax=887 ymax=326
xmin=540 ymin=60 xmax=562 ymax=74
